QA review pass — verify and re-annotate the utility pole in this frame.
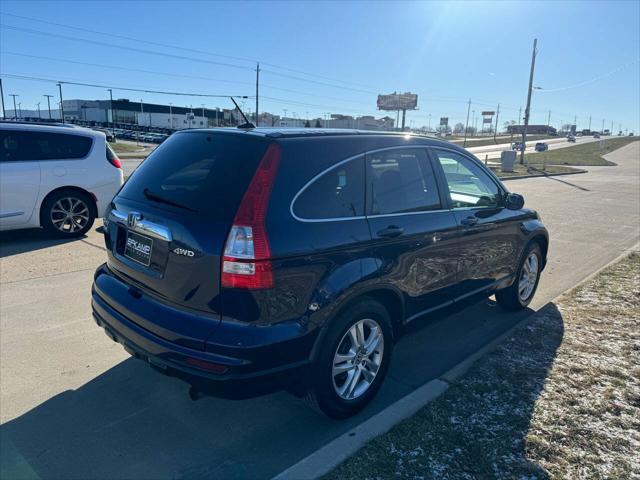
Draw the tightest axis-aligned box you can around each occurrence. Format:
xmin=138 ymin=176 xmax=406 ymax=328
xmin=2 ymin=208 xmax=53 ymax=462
xmin=37 ymin=102 xmax=41 ymax=119
xmin=602 ymin=118 xmax=605 ymax=133
xmin=588 ymin=116 xmax=592 ymax=131
xmin=518 ymin=106 xmax=522 ymax=125
xmin=17 ymin=103 xmax=22 ymax=118
xmin=493 ymin=104 xmax=500 ymax=142
xmin=255 ymin=62 xmax=260 ymax=127
xmin=140 ymin=99 xmax=144 ymax=128
xmin=44 ymin=95 xmax=53 ymax=119
xmin=0 ymin=78 xmax=5 ymax=120
xmin=520 ymin=38 xmax=537 ymax=165
xmin=610 ymin=120 xmax=613 ymax=134
xmin=201 ymin=104 xmax=205 ymax=127
xmin=463 ymin=99 xmax=471 ymax=147
xmin=57 ymin=83 xmax=64 ymax=120
xmin=9 ymin=94 xmax=18 ymax=120
xmin=108 ymin=89 xmax=115 ymax=136
xmin=471 ymin=110 xmax=475 ymax=136
xmin=547 ymin=110 xmax=551 ymax=127
xmin=169 ymin=103 xmax=173 ymax=129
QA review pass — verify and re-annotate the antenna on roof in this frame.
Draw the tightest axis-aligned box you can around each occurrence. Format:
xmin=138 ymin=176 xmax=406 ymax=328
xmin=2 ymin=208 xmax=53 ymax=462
xmin=230 ymin=96 xmax=255 ymax=129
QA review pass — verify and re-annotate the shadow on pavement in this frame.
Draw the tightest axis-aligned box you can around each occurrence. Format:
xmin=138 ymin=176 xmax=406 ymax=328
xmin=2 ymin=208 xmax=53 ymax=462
xmin=0 ymin=295 xmax=545 ymax=480
xmin=0 ymin=228 xmax=82 ymax=258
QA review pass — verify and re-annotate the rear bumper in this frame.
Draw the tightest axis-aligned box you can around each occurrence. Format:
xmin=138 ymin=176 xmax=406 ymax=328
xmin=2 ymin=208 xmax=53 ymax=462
xmin=91 ymin=264 xmax=316 ymax=395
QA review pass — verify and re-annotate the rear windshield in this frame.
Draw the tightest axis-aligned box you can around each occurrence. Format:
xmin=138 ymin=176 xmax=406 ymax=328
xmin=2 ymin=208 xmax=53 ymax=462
xmin=118 ymin=132 xmax=268 ymax=215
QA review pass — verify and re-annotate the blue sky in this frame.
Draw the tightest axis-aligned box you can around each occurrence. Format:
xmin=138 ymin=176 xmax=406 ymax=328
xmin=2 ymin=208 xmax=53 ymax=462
xmin=1 ymin=0 xmax=639 ymax=132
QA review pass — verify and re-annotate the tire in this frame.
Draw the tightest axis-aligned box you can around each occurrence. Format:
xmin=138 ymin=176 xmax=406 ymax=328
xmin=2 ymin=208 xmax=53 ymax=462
xmin=41 ymin=190 xmax=96 ymax=238
xmin=496 ymin=243 xmax=543 ymax=311
xmin=305 ymin=297 xmax=394 ymax=419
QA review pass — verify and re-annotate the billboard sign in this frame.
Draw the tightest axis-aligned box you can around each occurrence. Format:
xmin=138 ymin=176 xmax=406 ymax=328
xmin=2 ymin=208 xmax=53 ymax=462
xmin=481 ymin=111 xmax=495 ymax=116
xmin=439 ymin=117 xmax=448 ymax=126
xmin=377 ymin=92 xmax=418 ymax=111
xmin=483 ymin=117 xmax=493 ymax=123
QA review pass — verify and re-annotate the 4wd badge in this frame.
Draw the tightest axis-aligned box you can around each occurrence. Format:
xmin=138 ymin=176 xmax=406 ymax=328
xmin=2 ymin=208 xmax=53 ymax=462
xmin=172 ymin=247 xmax=195 ymax=257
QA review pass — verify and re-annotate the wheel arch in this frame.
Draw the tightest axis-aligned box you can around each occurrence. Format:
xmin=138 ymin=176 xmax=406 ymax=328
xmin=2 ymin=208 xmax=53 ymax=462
xmin=39 ymin=186 xmax=98 ymax=227
xmin=309 ymin=286 xmax=405 ymax=363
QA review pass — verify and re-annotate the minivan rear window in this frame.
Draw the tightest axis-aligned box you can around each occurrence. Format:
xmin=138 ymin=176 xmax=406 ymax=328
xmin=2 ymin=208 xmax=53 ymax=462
xmin=118 ymin=132 xmax=268 ymax=215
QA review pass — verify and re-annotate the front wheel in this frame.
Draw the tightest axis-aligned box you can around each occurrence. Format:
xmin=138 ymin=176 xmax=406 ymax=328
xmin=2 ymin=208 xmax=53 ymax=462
xmin=496 ymin=243 xmax=542 ymax=311
xmin=305 ymin=298 xmax=393 ymax=418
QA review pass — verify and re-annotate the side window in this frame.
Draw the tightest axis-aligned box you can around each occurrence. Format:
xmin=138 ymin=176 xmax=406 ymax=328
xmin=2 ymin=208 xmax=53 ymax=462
xmin=293 ymin=157 xmax=365 ymax=219
xmin=0 ymin=131 xmax=36 ymax=162
xmin=432 ymin=149 xmax=502 ymax=209
xmin=366 ymin=148 xmax=441 ymax=215
xmin=0 ymin=131 xmax=92 ymax=162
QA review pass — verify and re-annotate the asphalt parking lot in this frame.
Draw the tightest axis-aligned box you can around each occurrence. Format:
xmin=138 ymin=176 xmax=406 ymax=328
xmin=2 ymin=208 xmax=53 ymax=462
xmin=1 ymin=142 xmax=638 ymax=479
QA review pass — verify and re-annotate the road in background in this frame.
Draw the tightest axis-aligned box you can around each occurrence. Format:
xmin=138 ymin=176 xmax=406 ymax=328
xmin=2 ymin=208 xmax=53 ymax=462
xmin=1 ymin=143 xmax=638 ymax=480
xmin=119 ymin=134 xmax=608 ymax=176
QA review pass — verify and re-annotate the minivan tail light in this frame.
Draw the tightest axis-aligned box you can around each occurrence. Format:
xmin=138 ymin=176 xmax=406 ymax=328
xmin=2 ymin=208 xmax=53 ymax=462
xmin=221 ymin=143 xmax=281 ymax=289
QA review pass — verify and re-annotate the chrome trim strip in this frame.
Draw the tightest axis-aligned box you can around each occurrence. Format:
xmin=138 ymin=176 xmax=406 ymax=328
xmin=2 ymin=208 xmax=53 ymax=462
xmin=0 ymin=211 xmax=24 ymax=219
xmin=290 ymin=145 xmax=444 ymax=223
xmin=108 ymin=209 xmax=173 ymax=242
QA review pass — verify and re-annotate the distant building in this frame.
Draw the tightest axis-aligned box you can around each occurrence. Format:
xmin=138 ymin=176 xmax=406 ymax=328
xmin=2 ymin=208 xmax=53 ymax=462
xmin=506 ymin=124 xmax=557 ymax=135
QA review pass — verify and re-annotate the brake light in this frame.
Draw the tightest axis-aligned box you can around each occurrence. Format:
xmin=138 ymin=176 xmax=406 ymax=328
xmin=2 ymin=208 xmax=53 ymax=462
xmin=222 ymin=143 xmax=281 ymax=289
xmin=110 ymin=157 xmax=122 ymax=169
xmin=106 ymin=144 xmax=122 ymax=169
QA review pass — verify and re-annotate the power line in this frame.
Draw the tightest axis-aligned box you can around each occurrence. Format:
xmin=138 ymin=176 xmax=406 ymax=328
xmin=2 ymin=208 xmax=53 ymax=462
xmin=0 ymin=73 xmax=247 ymax=98
xmin=536 ymin=59 xmax=640 ymax=93
xmin=0 ymin=12 xmax=377 ymax=90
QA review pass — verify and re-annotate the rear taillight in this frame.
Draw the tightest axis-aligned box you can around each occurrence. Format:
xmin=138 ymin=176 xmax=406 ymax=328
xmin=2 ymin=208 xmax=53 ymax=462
xmin=221 ymin=143 xmax=281 ymax=289
xmin=106 ymin=144 xmax=122 ymax=169
xmin=110 ymin=157 xmax=122 ymax=169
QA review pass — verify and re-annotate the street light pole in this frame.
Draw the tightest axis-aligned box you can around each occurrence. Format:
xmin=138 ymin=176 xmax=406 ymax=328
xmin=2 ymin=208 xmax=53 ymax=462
xmin=0 ymin=78 xmax=5 ymax=120
xmin=255 ymin=62 xmax=260 ymax=127
xmin=493 ymin=104 xmax=500 ymax=142
xmin=44 ymin=95 xmax=53 ymax=119
xmin=108 ymin=89 xmax=115 ymax=136
xmin=201 ymin=104 xmax=205 ymax=127
xmin=17 ymin=102 xmax=22 ymax=118
xmin=463 ymin=99 xmax=471 ymax=147
xmin=37 ymin=102 xmax=41 ymax=119
xmin=169 ymin=103 xmax=173 ymax=129
xmin=520 ymin=38 xmax=538 ymax=165
xmin=57 ymin=83 xmax=64 ymax=120
xmin=9 ymin=94 xmax=18 ymax=120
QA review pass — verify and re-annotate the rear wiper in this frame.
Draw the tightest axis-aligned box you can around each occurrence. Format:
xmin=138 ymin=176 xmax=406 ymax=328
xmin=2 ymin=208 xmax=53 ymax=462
xmin=143 ymin=188 xmax=198 ymax=212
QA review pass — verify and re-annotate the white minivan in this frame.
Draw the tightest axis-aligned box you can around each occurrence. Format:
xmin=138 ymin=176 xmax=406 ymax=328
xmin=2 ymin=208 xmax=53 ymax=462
xmin=0 ymin=122 xmax=124 ymax=237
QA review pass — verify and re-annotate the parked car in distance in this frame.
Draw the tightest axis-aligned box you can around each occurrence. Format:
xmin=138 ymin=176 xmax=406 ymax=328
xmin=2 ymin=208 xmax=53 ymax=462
xmin=534 ymin=142 xmax=549 ymax=152
xmin=92 ymin=128 xmax=548 ymax=418
xmin=593 ymin=133 xmax=601 ymax=139
xmin=93 ymin=128 xmax=116 ymax=143
xmin=0 ymin=122 xmax=124 ymax=237
xmin=511 ymin=141 xmax=526 ymax=151
xmin=567 ymin=135 xmax=576 ymax=142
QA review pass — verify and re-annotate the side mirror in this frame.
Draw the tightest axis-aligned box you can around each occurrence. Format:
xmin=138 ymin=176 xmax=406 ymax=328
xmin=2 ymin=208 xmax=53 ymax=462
xmin=505 ymin=192 xmax=525 ymax=210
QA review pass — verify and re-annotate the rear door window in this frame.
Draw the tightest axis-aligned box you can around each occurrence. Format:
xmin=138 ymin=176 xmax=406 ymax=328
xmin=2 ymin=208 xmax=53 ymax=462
xmin=366 ymin=148 xmax=441 ymax=215
xmin=293 ymin=156 xmax=365 ymax=220
xmin=119 ymin=132 xmax=268 ymax=215
xmin=0 ymin=130 xmax=93 ymax=161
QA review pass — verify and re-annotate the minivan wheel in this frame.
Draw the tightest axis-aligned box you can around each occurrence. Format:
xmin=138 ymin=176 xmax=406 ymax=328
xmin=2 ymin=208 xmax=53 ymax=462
xmin=305 ymin=298 xmax=393 ymax=418
xmin=496 ymin=243 xmax=542 ymax=311
xmin=42 ymin=190 xmax=96 ymax=238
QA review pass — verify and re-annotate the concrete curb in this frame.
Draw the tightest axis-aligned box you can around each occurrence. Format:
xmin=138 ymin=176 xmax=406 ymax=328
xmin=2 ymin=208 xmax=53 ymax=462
xmin=273 ymin=379 xmax=448 ymax=480
xmin=271 ymin=242 xmax=640 ymax=480
xmin=499 ymin=169 xmax=588 ymax=181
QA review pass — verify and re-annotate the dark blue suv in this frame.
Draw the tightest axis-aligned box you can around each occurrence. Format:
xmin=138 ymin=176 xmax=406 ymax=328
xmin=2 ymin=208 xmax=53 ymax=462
xmin=92 ymin=128 xmax=548 ymax=418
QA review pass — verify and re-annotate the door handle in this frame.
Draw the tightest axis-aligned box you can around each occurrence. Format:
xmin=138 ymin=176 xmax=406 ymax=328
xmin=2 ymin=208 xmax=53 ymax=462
xmin=460 ymin=216 xmax=478 ymax=227
xmin=377 ymin=225 xmax=404 ymax=238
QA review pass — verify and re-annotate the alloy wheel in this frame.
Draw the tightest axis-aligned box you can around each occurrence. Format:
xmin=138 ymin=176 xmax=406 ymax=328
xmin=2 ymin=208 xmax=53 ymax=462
xmin=518 ymin=252 xmax=539 ymax=301
xmin=332 ymin=318 xmax=384 ymax=400
xmin=50 ymin=197 xmax=90 ymax=234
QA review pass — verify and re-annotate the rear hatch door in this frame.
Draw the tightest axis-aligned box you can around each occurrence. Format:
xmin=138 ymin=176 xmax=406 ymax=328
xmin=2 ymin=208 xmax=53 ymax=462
xmin=103 ymin=131 xmax=269 ymax=348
